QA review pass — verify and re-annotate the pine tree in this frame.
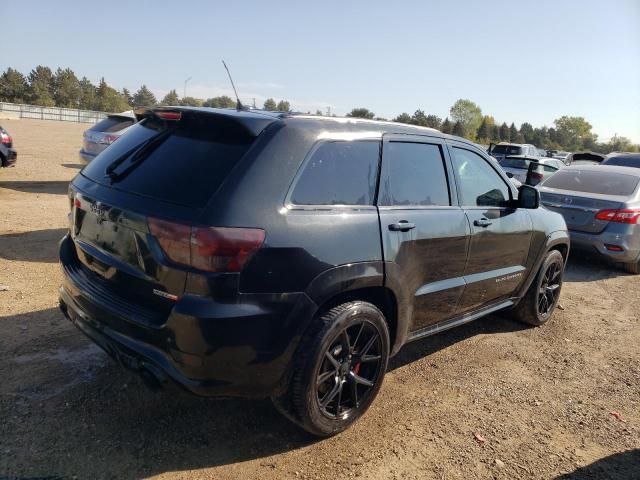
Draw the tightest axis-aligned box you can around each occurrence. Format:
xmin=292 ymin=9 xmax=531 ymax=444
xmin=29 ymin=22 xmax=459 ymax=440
xmin=452 ymin=121 xmax=465 ymax=137
xmin=276 ymin=100 xmax=291 ymax=112
xmin=132 ymin=85 xmax=157 ymax=106
xmin=78 ymin=77 xmax=96 ymax=110
xmin=53 ymin=68 xmax=81 ymax=107
xmin=509 ymin=123 xmax=519 ymax=143
xmin=27 ymin=66 xmax=55 ymax=106
xmin=160 ymin=89 xmax=180 ymax=105
xmin=441 ymin=117 xmax=452 ymax=134
xmin=263 ymin=98 xmax=277 ymax=110
xmin=0 ymin=67 xmax=29 ymax=103
xmin=499 ymin=122 xmax=510 ymax=141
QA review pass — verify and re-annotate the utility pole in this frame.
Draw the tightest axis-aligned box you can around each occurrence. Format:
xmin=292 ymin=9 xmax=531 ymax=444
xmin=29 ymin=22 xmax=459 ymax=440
xmin=183 ymin=77 xmax=192 ymax=98
xmin=326 ymin=106 xmax=331 ymax=116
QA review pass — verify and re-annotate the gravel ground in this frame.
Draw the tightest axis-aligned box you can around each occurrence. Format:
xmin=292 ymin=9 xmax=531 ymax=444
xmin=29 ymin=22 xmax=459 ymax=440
xmin=0 ymin=118 xmax=638 ymax=480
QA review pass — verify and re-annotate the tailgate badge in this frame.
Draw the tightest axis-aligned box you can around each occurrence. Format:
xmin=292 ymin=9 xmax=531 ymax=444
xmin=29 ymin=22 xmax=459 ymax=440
xmin=153 ymin=289 xmax=178 ymax=301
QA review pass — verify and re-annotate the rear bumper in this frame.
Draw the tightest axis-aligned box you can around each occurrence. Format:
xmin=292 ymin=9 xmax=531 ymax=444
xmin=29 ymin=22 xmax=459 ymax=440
xmin=569 ymin=228 xmax=640 ymax=263
xmin=59 ymin=234 xmax=317 ymax=397
xmin=79 ymin=149 xmax=97 ymax=164
xmin=1 ymin=148 xmax=17 ymax=167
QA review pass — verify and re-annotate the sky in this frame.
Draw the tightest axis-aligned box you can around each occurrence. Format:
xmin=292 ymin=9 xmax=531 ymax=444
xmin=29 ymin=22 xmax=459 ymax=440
xmin=3 ymin=0 xmax=639 ymax=142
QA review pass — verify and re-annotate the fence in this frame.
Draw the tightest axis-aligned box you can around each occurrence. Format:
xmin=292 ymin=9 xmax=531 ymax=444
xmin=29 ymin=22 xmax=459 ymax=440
xmin=0 ymin=102 xmax=108 ymax=124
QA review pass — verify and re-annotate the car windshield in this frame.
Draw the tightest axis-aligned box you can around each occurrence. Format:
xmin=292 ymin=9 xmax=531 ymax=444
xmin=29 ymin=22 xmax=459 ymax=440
xmin=492 ymin=145 xmax=522 ymax=155
xmin=542 ymin=169 xmax=640 ymax=196
xmin=499 ymin=158 xmax=531 ymax=169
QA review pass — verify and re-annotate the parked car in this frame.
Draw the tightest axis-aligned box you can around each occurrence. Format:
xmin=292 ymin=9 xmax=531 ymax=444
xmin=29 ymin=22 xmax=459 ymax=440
xmin=489 ymin=142 xmax=539 ymax=162
xmin=602 ymin=152 xmax=640 ymax=168
xmin=59 ymin=107 xmax=569 ymax=436
xmin=79 ymin=111 xmax=137 ymax=163
xmin=0 ymin=124 xmax=17 ymax=167
xmin=498 ymin=155 xmax=564 ymax=185
xmin=539 ymin=165 xmax=640 ymax=274
xmin=552 ymin=151 xmax=571 ymax=163
xmin=566 ymin=152 xmax=605 ymax=166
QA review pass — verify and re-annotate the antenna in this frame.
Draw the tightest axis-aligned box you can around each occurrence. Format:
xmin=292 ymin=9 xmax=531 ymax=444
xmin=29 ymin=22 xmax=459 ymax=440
xmin=222 ymin=60 xmax=243 ymax=110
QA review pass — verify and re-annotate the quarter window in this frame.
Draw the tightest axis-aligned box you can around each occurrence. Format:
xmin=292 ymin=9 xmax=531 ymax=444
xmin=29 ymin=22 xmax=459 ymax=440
xmin=451 ymin=147 xmax=510 ymax=207
xmin=290 ymin=141 xmax=380 ymax=206
xmin=379 ymin=142 xmax=450 ymax=206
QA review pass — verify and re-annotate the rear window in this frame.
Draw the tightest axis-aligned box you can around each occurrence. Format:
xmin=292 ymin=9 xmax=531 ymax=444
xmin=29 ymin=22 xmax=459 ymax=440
xmin=603 ymin=156 xmax=640 ymax=168
xmin=90 ymin=116 xmax=135 ymax=133
xmin=492 ymin=145 xmax=522 ymax=155
xmin=542 ymin=169 xmax=640 ymax=196
xmin=290 ymin=141 xmax=380 ymax=205
xmin=499 ymin=158 xmax=531 ymax=169
xmin=82 ymin=113 xmax=254 ymax=207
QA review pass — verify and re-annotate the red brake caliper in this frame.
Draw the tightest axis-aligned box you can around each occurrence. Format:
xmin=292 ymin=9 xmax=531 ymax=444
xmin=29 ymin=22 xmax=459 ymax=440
xmin=353 ymin=362 xmax=361 ymax=375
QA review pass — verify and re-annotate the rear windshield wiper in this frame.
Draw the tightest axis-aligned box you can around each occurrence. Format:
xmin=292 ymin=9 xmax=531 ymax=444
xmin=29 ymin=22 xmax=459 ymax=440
xmin=105 ymin=128 xmax=174 ymax=181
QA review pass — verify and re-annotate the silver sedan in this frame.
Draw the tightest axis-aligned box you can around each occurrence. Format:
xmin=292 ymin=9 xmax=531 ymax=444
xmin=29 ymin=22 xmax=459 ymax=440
xmin=538 ymin=165 xmax=640 ymax=273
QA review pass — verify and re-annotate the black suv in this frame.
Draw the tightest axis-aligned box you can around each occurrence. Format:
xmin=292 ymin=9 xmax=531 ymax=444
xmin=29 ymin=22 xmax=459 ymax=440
xmin=59 ymin=107 xmax=569 ymax=436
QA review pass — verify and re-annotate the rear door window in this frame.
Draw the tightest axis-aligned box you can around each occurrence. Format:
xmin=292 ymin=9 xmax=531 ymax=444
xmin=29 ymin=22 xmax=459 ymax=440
xmin=290 ymin=141 xmax=380 ymax=206
xmin=82 ymin=114 xmax=255 ymax=207
xmin=378 ymin=142 xmax=450 ymax=206
xmin=90 ymin=116 xmax=135 ymax=133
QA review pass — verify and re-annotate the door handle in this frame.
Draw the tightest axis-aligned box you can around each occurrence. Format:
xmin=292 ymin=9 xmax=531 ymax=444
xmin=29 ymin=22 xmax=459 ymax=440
xmin=389 ymin=221 xmax=416 ymax=232
xmin=473 ymin=218 xmax=492 ymax=227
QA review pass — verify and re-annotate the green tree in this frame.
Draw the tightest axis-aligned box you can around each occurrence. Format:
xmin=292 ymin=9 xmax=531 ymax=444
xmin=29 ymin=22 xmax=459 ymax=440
xmin=94 ymin=78 xmax=129 ymax=112
xmin=347 ymin=107 xmax=375 ymax=119
xmin=203 ymin=96 xmax=235 ymax=108
xmin=450 ymin=99 xmax=482 ymax=139
xmin=179 ymin=96 xmax=203 ymax=107
xmin=477 ymin=117 xmax=490 ymax=141
xmin=315 ymin=109 xmax=323 ymax=116
xmin=452 ymin=121 xmax=465 ymax=137
xmin=132 ymin=85 xmax=157 ymax=106
xmin=392 ymin=112 xmax=412 ymax=124
xmin=27 ymin=66 xmax=55 ymax=106
xmin=532 ymin=127 xmax=550 ymax=149
xmin=553 ymin=116 xmax=597 ymax=151
xmin=509 ymin=123 xmax=519 ymax=142
xmin=121 ymin=88 xmax=134 ymax=107
xmin=276 ymin=100 xmax=291 ymax=112
xmin=520 ymin=122 xmax=534 ymax=143
xmin=491 ymin=124 xmax=500 ymax=142
xmin=411 ymin=109 xmax=428 ymax=126
xmin=425 ymin=114 xmax=442 ymax=129
xmin=0 ymin=67 xmax=29 ymax=103
xmin=499 ymin=122 xmax=510 ymax=142
xmin=263 ymin=98 xmax=277 ymax=110
xmin=441 ymin=117 xmax=452 ymax=134
xmin=78 ymin=77 xmax=96 ymax=110
xmin=53 ymin=68 xmax=80 ymax=107
xmin=160 ymin=89 xmax=179 ymax=106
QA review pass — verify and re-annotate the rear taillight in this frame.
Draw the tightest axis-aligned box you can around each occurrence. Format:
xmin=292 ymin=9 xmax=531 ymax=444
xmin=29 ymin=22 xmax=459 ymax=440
xmin=595 ymin=209 xmax=640 ymax=224
xmin=529 ymin=171 xmax=544 ymax=181
xmin=0 ymin=133 xmax=11 ymax=144
xmin=99 ymin=134 xmax=119 ymax=145
xmin=148 ymin=218 xmax=265 ymax=273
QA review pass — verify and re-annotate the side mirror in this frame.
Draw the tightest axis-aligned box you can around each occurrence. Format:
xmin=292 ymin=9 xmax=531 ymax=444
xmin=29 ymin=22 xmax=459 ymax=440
xmin=518 ymin=185 xmax=540 ymax=209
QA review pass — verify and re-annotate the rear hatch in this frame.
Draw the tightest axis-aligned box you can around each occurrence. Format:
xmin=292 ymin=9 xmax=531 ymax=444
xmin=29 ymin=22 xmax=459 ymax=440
xmin=83 ymin=114 xmax=136 ymax=155
xmin=539 ymin=168 xmax=640 ymax=234
xmin=65 ymin=108 xmax=273 ymax=325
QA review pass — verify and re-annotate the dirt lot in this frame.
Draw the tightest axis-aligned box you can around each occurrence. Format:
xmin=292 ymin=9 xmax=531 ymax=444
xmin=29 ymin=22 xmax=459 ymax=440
xmin=0 ymin=118 xmax=638 ymax=480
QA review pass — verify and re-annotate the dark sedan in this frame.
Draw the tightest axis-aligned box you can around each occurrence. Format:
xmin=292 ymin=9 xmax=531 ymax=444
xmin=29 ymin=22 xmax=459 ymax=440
xmin=0 ymin=125 xmax=17 ymax=167
xmin=602 ymin=152 xmax=640 ymax=168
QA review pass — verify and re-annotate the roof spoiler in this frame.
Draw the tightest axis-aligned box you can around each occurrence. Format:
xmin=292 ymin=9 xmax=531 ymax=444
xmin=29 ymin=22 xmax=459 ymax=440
xmin=132 ymin=106 xmax=277 ymax=137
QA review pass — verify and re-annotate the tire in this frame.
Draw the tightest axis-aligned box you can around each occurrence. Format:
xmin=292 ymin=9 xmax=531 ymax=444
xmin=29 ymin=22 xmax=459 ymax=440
xmin=511 ymin=250 xmax=564 ymax=326
xmin=623 ymin=260 xmax=640 ymax=275
xmin=272 ymin=301 xmax=390 ymax=437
